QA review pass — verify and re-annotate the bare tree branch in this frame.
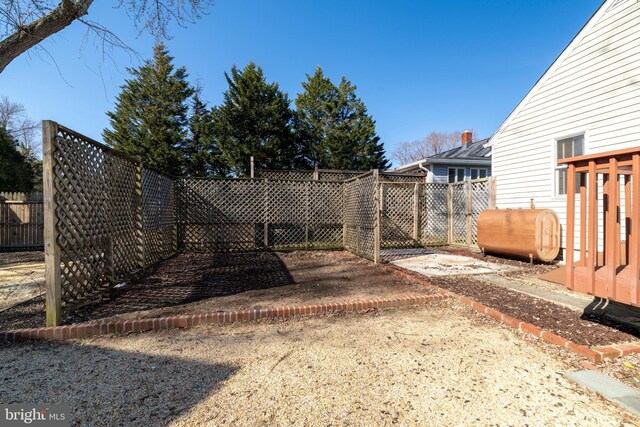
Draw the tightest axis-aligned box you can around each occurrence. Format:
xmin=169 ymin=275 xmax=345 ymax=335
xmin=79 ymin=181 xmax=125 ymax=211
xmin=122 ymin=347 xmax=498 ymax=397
xmin=0 ymin=0 xmax=212 ymax=73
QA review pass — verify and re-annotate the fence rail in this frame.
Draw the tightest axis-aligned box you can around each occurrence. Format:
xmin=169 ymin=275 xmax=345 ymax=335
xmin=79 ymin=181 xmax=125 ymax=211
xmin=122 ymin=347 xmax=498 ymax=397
xmin=0 ymin=201 xmax=44 ymax=251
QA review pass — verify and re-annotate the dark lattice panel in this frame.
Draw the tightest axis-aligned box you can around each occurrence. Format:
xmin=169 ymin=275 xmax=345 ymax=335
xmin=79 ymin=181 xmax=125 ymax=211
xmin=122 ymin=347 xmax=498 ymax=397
xmin=379 ymin=173 xmax=425 ymax=183
xmin=317 ymin=171 xmax=364 ymax=181
xmin=178 ymin=178 xmax=344 ymax=251
xmin=142 ymin=169 xmax=175 ymax=265
xmin=344 ymin=173 xmax=377 ymax=260
xmin=54 ymin=128 xmax=138 ymax=308
xmin=381 ymin=183 xmax=417 ymax=248
xmin=422 ymin=183 xmax=449 ymax=246
xmin=178 ymin=179 xmax=265 ymax=252
xmin=259 ymin=170 xmax=315 ymax=181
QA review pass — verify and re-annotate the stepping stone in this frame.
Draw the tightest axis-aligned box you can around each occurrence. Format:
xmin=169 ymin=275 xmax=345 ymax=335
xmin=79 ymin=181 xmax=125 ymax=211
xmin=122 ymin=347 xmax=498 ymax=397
xmin=567 ymin=370 xmax=640 ymax=417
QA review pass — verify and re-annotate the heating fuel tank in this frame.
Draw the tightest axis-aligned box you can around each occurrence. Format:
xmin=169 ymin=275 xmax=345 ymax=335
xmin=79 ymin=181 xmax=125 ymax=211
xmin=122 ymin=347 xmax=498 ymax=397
xmin=477 ymin=209 xmax=560 ymax=263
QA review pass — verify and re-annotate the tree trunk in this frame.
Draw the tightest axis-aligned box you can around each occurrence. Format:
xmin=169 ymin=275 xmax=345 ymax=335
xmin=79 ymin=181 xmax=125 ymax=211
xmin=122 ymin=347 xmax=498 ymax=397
xmin=0 ymin=0 xmax=94 ymax=73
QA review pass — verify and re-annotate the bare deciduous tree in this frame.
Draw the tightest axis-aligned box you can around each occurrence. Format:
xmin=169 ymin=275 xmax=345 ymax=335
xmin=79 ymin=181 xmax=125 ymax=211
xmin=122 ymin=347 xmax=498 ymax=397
xmin=0 ymin=0 xmax=212 ymax=73
xmin=391 ymin=130 xmax=477 ymax=166
xmin=0 ymin=96 xmax=39 ymax=157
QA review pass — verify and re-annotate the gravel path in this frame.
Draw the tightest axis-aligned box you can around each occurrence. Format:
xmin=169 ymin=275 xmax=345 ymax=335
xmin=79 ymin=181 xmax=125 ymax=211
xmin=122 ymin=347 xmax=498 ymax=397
xmin=1 ymin=302 xmax=636 ymax=426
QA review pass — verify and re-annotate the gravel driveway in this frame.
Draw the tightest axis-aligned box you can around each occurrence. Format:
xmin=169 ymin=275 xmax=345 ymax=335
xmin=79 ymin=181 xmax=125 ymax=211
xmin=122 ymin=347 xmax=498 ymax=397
xmin=2 ymin=301 xmax=636 ymax=426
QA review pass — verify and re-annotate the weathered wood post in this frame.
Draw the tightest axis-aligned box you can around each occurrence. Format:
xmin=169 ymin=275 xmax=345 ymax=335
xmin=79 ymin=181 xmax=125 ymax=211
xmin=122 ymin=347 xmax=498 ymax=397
xmin=447 ymin=184 xmax=453 ymax=245
xmin=488 ymin=176 xmax=497 ymax=209
xmin=43 ymin=120 xmax=62 ymax=326
xmin=413 ymin=183 xmax=420 ymax=243
xmin=374 ymin=170 xmax=381 ymax=264
xmin=465 ymin=180 xmax=473 ymax=247
xmin=135 ymin=162 xmax=145 ymax=272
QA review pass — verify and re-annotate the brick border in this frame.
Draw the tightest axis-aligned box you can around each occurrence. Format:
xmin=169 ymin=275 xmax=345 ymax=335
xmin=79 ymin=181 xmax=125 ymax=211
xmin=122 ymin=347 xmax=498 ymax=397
xmin=0 ymin=294 xmax=447 ymax=343
xmin=382 ymin=263 xmax=640 ymax=364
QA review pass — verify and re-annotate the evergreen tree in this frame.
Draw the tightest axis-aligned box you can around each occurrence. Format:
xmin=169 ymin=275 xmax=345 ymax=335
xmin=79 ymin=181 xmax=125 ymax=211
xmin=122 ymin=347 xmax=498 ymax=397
xmin=295 ymin=67 xmax=388 ymax=170
xmin=212 ymin=62 xmax=304 ymax=176
xmin=183 ymin=90 xmax=227 ymax=177
xmin=0 ymin=126 xmax=33 ymax=192
xmin=103 ymin=44 xmax=193 ymax=176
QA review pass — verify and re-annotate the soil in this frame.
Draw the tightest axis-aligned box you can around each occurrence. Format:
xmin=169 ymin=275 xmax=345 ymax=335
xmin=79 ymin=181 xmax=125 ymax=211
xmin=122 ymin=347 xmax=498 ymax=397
xmin=0 ymin=250 xmax=435 ymax=330
xmin=1 ymin=304 xmax=634 ymax=426
xmin=0 ymin=251 xmax=43 ymax=266
xmin=400 ymin=247 xmax=639 ymax=347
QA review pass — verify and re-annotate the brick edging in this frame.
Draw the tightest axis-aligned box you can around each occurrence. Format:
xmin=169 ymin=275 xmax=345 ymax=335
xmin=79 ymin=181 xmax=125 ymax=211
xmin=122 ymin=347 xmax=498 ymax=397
xmin=0 ymin=293 xmax=447 ymax=343
xmin=382 ymin=263 xmax=639 ymax=364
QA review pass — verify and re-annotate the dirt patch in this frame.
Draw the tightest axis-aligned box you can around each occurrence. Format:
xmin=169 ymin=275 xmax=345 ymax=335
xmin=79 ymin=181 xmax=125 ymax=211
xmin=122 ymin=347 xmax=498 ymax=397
xmin=437 ymin=246 xmax=558 ymax=277
xmin=0 ymin=251 xmax=43 ymax=266
xmin=1 ymin=304 xmax=634 ymax=426
xmin=421 ymin=272 xmax=638 ymax=347
xmin=0 ymin=250 xmax=436 ymax=330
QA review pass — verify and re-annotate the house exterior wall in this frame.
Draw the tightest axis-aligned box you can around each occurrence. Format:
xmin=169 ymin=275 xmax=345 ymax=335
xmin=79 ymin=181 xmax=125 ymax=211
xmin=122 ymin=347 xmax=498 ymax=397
xmin=429 ymin=166 xmax=492 ymax=184
xmin=490 ymin=0 xmax=640 ymax=261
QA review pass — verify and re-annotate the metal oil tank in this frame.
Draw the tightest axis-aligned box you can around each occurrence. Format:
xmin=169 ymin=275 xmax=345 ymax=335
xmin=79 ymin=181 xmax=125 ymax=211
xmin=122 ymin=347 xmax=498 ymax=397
xmin=477 ymin=209 xmax=560 ymax=262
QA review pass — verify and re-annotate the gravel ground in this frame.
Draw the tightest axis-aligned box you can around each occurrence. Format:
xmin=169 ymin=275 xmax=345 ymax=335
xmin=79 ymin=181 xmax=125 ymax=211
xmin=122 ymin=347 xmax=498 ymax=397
xmin=0 ymin=251 xmax=44 ymax=266
xmin=0 ymin=261 xmax=44 ymax=310
xmin=1 ymin=302 xmax=636 ymax=426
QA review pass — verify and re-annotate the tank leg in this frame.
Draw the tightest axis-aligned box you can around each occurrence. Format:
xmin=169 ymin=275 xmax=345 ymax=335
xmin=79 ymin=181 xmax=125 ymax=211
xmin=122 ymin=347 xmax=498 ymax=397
xmin=529 ymin=254 xmax=534 ymax=265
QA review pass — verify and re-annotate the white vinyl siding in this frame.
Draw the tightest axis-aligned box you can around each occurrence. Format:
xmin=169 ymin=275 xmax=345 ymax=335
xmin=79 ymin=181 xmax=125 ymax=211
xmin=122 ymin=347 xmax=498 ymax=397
xmin=490 ymin=0 xmax=640 ymax=260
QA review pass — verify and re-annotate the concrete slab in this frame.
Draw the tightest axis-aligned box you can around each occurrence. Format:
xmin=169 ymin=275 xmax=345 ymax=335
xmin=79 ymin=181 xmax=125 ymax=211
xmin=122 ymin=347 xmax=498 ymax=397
xmin=567 ymin=370 xmax=640 ymax=418
xmin=391 ymin=253 xmax=517 ymax=276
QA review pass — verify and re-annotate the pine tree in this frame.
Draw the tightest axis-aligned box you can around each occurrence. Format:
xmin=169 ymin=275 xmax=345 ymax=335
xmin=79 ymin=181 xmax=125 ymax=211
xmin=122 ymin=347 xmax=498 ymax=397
xmin=212 ymin=62 xmax=304 ymax=176
xmin=103 ymin=44 xmax=193 ymax=176
xmin=295 ymin=67 xmax=388 ymax=170
xmin=183 ymin=90 xmax=227 ymax=177
xmin=0 ymin=126 xmax=33 ymax=192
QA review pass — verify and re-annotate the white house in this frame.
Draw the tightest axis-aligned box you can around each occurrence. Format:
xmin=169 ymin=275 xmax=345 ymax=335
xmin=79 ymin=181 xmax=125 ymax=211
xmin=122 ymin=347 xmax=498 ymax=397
xmin=487 ymin=0 xmax=640 ymax=261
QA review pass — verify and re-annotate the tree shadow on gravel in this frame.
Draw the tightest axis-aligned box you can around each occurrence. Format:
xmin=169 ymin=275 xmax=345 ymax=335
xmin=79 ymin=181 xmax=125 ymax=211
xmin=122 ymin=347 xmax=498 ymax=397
xmin=0 ymin=340 xmax=237 ymax=426
xmin=70 ymin=250 xmax=295 ymax=322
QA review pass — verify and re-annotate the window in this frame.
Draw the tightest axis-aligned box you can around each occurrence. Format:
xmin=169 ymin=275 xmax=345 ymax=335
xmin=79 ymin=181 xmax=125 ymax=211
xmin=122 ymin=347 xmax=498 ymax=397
xmin=470 ymin=168 xmax=489 ymax=180
xmin=555 ymin=134 xmax=584 ymax=195
xmin=448 ymin=167 xmax=466 ymax=183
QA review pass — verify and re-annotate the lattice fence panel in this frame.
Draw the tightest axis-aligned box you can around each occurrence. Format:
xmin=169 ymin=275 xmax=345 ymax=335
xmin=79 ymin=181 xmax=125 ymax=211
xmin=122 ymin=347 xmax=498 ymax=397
xmin=471 ymin=180 xmax=489 ymax=246
xmin=259 ymin=170 xmax=314 ymax=180
xmin=317 ymin=171 xmax=364 ymax=181
xmin=307 ymin=181 xmax=344 ymax=248
xmin=451 ymin=183 xmax=467 ymax=245
xmin=178 ymin=179 xmax=344 ymax=251
xmin=344 ymin=172 xmax=377 ymax=260
xmin=381 ymin=183 xmax=417 ymax=248
xmin=53 ymin=127 xmax=143 ymax=309
xmin=379 ymin=173 xmax=424 ymax=183
xmin=422 ymin=183 xmax=449 ymax=245
xmin=142 ymin=169 xmax=175 ymax=265
xmin=179 ymin=179 xmax=265 ymax=252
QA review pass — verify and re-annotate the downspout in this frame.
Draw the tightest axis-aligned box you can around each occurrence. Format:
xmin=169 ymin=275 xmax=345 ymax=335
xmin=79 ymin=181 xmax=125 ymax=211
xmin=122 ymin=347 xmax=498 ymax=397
xmin=418 ymin=162 xmax=431 ymax=183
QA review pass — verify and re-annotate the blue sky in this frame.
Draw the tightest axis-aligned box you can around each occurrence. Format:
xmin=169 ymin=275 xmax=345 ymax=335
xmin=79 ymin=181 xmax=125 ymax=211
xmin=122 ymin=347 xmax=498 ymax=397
xmin=1 ymin=0 xmax=603 ymax=165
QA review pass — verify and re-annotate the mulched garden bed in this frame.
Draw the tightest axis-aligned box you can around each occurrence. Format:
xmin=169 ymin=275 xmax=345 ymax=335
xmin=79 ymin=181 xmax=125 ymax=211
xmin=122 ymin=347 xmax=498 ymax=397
xmin=0 ymin=250 xmax=436 ymax=330
xmin=421 ymin=273 xmax=638 ymax=347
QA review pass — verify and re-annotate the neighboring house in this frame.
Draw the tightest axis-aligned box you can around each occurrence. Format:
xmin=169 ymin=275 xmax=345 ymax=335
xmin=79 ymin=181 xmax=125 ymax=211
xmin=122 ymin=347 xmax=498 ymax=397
xmin=487 ymin=0 xmax=640 ymax=261
xmin=394 ymin=131 xmax=491 ymax=183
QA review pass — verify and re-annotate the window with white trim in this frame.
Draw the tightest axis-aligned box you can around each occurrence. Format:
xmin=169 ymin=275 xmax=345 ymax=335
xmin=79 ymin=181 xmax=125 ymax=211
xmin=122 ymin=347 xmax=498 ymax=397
xmin=448 ymin=167 xmax=465 ymax=183
xmin=555 ymin=134 xmax=583 ymax=195
xmin=470 ymin=168 xmax=489 ymax=180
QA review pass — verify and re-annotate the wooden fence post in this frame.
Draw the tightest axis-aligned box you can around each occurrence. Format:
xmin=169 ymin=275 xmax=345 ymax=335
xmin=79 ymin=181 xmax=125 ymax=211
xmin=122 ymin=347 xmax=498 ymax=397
xmin=374 ymin=170 xmax=381 ymax=264
xmin=447 ymin=184 xmax=453 ymax=245
xmin=264 ymin=179 xmax=269 ymax=248
xmin=413 ymin=183 xmax=420 ymax=243
xmin=135 ymin=162 xmax=145 ymax=272
xmin=465 ymin=180 xmax=473 ymax=247
xmin=488 ymin=176 xmax=497 ymax=209
xmin=43 ymin=120 xmax=62 ymax=326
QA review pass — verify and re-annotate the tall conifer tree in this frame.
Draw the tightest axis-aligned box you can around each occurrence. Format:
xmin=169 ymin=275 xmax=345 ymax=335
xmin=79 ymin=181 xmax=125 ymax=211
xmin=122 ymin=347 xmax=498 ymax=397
xmin=211 ymin=62 xmax=303 ymax=176
xmin=0 ymin=126 xmax=33 ymax=192
xmin=104 ymin=44 xmax=193 ymax=176
xmin=295 ymin=67 xmax=388 ymax=170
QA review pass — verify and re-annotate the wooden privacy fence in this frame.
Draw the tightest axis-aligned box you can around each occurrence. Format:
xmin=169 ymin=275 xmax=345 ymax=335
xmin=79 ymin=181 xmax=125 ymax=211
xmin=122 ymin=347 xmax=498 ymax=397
xmin=43 ymin=121 xmax=495 ymax=325
xmin=0 ymin=201 xmax=44 ymax=251
xmin=0 ymin=192 xmax=43 ymax=202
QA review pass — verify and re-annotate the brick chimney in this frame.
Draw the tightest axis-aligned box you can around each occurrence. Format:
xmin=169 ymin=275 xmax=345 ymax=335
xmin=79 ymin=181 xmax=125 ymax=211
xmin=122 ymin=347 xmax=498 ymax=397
xmin=461 ymin=130 xmax=473 ymax=145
